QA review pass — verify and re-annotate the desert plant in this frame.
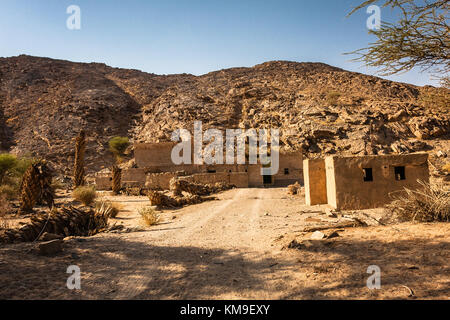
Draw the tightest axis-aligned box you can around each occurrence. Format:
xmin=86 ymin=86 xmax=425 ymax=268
xmin=0 ymin=194 xmax=12 ymax=215
xmin=72 ymin=185 xmax=97 ymax=206
xmin=73 ymin=130 xmax=86 ymax=188
xmin=108 ymin=136 xmax=129 ymax=162
xmin=348 ymin=0 xmax=449 ymax=83
xmin=0 ymin=154 xmax=17 ymax=185
xmin=443 ymin=162 xmax=450 ymax=174
xmin=0 ymin=205 xmax=110 ymax=243
xmin=112 ymin=165 xmax=122 ymax=194
xmin=287 ymin=182 xmax=302 ymax=195
xmin=0 ymin=184 xmax=19 ymax=200
xmin=51 ymin=178 xmax=65 ymax=192
xmin=138 ymin=206 xmax=160 ymax=226
xmin=95 ymin=199 xmax=122 ymax=218
xmin=325 ymin=91 xmax=341 ymax=106
xmin=385 ymin=180 xmax=450 ymax=223
xmin=19 ymin=162 xmax=41 ymax=213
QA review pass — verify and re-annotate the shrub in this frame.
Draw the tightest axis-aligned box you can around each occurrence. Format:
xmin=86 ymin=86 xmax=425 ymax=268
xmin=51 ymin=178 xmax=66 ymax=192
xmin=0 ymin=184 xmax=19 ymax=200
xmin=72 ymin=186 xmax=97 ymax=206
xmin=443 ymin=162 xmax=450 ymax=174
xmin=95 ymin=200 xmax=122 ymax=218
xmin=385 ymin=181 xmax=450 ymax=223
xmin=0 ymin=194 xmax=12 ymax=215
xmin=108 ymin=137 xmax=130 ymax=160
xmin=326 ymin=91 xmax=341 ymax=106
xmin=139 ymin=206 xmax=160 ymax=226
xmin=0 ymin=154 xmax=17 ymax=184
xmin=12 ymin=157 xmax=35 ymax=177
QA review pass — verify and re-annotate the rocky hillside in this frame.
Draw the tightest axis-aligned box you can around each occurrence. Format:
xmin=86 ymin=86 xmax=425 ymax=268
xmin=0 ymin=55 xmax=448 ymax=176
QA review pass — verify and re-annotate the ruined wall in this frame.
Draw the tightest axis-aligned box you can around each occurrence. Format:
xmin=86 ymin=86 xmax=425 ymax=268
xmin=180 ymin=172 xmax=248 ymax=188
xmin=274 ymin=152 xmax=303 ymax=186
xmin=134 ymin=142 xmax=178 ymax=168
xmin=326 ymin=153 xmax=430 ymax=210
xmin=95 ymin=174 xmax=112 ymax=191
xmin=247 ymin=164 xmax=264 ymax=187
xmin=229 ymin=172 xmax=249 ymax=188
xmin=145 ymin=172 xmax=184 ymax=190
xmin=144 ymin=164 xmax=199 ymax=175
xmin=121 ymin=168 xmax=146 ymax=188
xmin=304 ymin=159 xmax=327 ymax=206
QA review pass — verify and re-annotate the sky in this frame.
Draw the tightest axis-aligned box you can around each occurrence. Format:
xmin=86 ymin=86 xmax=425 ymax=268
xmin=0 ymin=0 xmax=441 ymax=86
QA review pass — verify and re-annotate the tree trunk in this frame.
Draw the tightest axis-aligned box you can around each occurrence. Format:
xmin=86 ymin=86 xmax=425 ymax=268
xmin=112 ymin=165 xmax=122 ymax=194
xmin=73 ymin=130 xmax=86 ymax=188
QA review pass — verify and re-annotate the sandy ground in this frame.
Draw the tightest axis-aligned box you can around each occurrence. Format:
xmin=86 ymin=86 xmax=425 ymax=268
xmin=0 ymin=187 xmax=449 ymax=300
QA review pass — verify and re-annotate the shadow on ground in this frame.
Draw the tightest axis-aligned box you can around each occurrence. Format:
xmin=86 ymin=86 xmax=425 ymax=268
xmin=0 ymin=233 xmax=448 ymax=299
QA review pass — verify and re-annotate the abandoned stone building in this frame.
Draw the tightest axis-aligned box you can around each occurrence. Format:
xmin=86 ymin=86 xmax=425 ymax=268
xmin=95 ymin=142 xmax=304 ymax=190
xmin=304 ymin=153 xmax=430 ymax=210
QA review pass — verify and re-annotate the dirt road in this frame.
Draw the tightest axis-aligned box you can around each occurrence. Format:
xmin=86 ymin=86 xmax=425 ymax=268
xmin=1 ymin=188 xmax=449 ymax=300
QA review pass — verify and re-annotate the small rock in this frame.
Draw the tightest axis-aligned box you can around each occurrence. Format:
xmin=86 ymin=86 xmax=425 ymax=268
xmin=38 ymin=240 xmax=63 ymax=255
xmin=325 ymin=208 xmax=338 ymax=218
xmin=39 ymin=232 xmax=63 ymax=241
xmin=311 ymin=231 xmax=326 ymax=240
xmin=436 ymin=151 xmax=447 ymax=158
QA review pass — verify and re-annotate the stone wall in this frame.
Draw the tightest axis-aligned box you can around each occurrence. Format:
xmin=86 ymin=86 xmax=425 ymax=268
xmin=134 ymin=142 xmax=178 ymax=168
xmin=122 ymin=168 xmax=146 ymax=188
xmin=247 ymin=165 xmax=264 ymax=187
xmin=326 ymin=153 xmax=430 ymax=210
xmin=145 ymin=172 xmax=185 ymax=190
xmin=180 ymin=172 xmax=249 ymax=188
xmin=274 ymin=152 xmax=303 ymax=186
xmin=95 ymin=174 xmax=112 ymax=191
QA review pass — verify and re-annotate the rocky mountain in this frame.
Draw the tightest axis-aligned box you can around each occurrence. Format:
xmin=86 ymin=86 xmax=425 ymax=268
xmin=0 ymin=55 xmax=448 ymax=176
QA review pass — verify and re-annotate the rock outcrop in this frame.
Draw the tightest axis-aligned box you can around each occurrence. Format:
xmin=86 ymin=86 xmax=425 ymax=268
xmin=0 ymin=55 xmax=448 ymax=176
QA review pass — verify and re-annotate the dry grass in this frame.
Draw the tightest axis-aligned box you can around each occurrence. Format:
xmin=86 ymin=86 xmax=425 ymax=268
xmin=0 ymin=217 xmax=11 ymax=230
xmin=287 ymin=182 xmax=302 ymax=195
xmin=0 ymin=194 xmax=12 ymax=214
xmin=72 ymin=186 xmax=97 ymax=206
xmin=0 ymin=194 xmax=12 ymax=229
xmin=325 ymin=91 xmax=341 ymax=106
xmin=139 ymin=206 xmax=160 ymax=226
xmin=0 ymin=184 xmax=18 ymax=200
xmin=443 ymin=162 xmax=450 ymax=174
xmin=95 ymin=199 xmax=123 ymax=218
xmin=386 ymin=181 xmax=450 ymax=223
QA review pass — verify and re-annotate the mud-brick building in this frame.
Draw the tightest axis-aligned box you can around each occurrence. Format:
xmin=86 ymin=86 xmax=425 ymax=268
xmin=95 ymin=142 xmax=303 ymax=190
xmin=304 ymin=153 xmax=430 ymax=210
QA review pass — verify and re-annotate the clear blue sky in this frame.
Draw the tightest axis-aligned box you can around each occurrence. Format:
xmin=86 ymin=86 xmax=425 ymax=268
xmin=0 ymin=0 xmax=440 ymax=86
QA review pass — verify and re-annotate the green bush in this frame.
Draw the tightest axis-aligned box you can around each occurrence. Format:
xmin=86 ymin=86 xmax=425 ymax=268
xmin=108 ymin=137 xmax=130 ymax=159
xmin=12 ymin=157 xmax=35 ymax=177
xmin=72 ymin=186 xmax=97 ymax=206
xmin=0 ymin=154 xmax=17 ymax=184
